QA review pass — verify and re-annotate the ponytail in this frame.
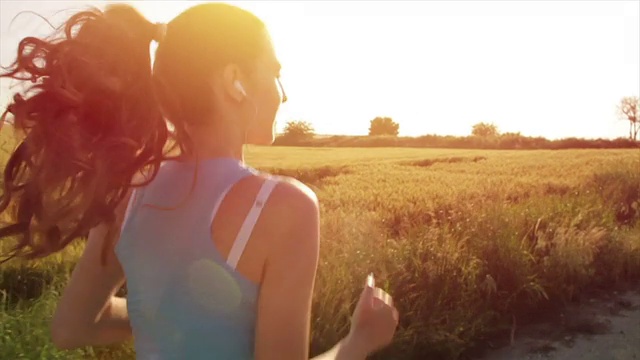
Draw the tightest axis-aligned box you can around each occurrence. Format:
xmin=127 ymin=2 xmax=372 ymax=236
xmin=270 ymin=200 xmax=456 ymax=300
xmin=0 ymin=4 xmax=171 ymax=263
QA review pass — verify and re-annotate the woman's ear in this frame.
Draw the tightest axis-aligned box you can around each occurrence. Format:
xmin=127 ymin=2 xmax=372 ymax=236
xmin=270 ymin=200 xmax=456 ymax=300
xmin=221 ymin=63 xmax=246 ymax=102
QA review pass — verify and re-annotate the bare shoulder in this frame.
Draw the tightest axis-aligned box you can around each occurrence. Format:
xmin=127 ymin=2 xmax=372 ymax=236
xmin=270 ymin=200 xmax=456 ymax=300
xmin=255 ymin=173 xmax=320 ymax=251
xmin=264 ymin=173 xmax=318 ymax=209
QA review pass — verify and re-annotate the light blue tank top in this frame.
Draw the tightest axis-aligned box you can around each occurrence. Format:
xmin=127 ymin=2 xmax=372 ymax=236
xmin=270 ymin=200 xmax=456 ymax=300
xmin=115 ymin=158 xmax=268 ymax=360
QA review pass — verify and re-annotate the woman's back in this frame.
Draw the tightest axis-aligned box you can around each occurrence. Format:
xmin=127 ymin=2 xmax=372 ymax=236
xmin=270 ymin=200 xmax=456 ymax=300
xmin=116 ymin=158 xmax=272 ymax=359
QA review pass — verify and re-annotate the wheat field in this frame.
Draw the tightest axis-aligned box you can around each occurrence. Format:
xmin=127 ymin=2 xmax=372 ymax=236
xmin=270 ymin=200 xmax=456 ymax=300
xmin=1 ymin=145 xmax=639 ymax=359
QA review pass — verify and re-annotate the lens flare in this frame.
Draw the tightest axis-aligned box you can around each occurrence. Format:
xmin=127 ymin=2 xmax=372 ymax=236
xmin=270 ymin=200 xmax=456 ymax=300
xmin=187 ymin=259 xmax=243 ymax=314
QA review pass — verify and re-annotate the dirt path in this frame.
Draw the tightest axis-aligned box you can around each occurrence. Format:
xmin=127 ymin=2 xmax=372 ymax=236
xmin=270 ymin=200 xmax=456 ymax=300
xmin=478 ymin=287 xmax=640 ymax=360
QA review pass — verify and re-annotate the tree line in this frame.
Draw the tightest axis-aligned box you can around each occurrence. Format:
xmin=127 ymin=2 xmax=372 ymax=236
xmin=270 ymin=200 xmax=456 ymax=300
xmin=275 ymin=96 xmax=639 ymax=149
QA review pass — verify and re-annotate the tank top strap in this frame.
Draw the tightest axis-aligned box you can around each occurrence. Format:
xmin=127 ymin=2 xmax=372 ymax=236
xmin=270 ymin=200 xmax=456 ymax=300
xmin=204 ymin=164 xmax=258 ymax=230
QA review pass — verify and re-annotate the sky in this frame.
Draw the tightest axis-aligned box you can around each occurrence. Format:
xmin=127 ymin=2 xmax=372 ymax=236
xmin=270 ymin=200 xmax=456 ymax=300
xmin=0 ymin=0 xmax=638 ymax=139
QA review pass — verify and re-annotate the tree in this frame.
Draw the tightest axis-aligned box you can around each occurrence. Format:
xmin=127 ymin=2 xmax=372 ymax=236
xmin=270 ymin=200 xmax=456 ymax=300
xmin=471 ymin=122 xmax=499 ymax=137
xmin=281 ymin=120 xmax=315 ymax=142
xmin=499 ymin=132 xmax=524 ymax=149
xmin=617 ymin=96 xmax=639 ymax=141
xmin=368 ymin=116 xmax=399 ymax=136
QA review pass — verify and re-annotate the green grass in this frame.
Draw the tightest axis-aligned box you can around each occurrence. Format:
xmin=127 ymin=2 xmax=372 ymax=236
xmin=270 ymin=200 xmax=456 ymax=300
xmin=2 ymin=146 xmax=640 ymax=359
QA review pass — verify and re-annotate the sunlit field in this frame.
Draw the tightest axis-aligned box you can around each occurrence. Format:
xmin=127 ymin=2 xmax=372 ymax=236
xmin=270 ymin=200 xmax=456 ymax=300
xmin=1 ymin=144 xmax=639 ymax=359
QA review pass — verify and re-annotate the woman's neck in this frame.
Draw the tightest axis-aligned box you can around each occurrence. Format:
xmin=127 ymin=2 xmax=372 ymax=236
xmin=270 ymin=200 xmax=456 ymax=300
xmin=181 ymin=124 xmax=245 ymax=163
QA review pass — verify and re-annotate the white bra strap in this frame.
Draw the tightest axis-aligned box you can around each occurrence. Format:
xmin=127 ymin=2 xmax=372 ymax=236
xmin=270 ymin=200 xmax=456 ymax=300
xmin=226 ymin=178 xmax=278 ymax=269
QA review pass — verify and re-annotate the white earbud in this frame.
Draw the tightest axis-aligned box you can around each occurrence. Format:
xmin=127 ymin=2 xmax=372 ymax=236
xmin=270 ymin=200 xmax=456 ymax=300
xmin=234 ymin=80 xmax=246 ymax=96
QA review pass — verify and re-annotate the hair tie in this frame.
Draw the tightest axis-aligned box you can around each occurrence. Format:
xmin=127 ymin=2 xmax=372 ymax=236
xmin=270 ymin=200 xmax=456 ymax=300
xmin=153 ymin=22 xmax=167 ymax=43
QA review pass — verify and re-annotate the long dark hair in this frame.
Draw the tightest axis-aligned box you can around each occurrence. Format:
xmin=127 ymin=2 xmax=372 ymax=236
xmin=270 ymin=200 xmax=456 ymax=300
xmin=0 ymin=3 xmax=266 ymax=264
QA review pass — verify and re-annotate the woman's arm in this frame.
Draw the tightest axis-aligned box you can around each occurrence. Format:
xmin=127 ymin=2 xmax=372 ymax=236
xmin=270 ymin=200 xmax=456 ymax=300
xmin=50 ymin=191 xmax=134 ymax=349
xmin=253 ymin=180 xmax=368 ymax=360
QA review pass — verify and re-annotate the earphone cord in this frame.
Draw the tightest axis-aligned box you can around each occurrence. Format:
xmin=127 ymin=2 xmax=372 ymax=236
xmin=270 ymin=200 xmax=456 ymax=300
xmin=242 ymin=95 xmax=259 ymax=158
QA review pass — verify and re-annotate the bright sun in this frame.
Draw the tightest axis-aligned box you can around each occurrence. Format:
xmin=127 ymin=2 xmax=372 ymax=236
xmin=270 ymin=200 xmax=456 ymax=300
xmin=0 ymin=1 xmax=637 ymax=139
xmin=131 ymin=1 xmax=639 ymax=140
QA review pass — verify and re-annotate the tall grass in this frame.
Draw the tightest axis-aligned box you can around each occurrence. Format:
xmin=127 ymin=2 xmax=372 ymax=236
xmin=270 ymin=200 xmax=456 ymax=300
xmin=1 ymin=147 xmax=639 ymax=359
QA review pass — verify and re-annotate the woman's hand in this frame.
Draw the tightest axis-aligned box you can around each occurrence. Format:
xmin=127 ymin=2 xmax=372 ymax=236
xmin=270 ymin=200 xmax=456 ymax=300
xmin=345 ymin=274 xmax=399 ymax=357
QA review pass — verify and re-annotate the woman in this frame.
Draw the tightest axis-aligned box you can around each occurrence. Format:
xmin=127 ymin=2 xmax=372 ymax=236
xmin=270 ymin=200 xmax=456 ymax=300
xmin=0 ymin=2 xmax=399 ymax=359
